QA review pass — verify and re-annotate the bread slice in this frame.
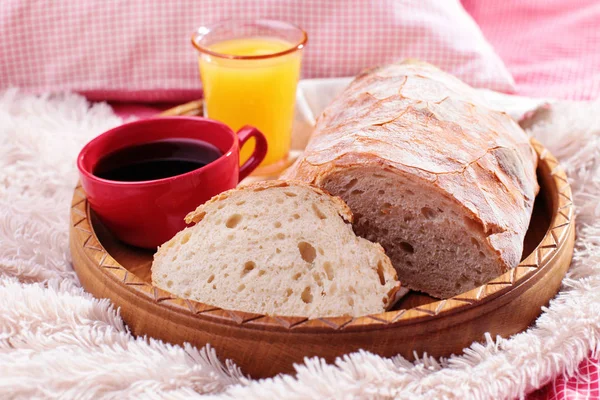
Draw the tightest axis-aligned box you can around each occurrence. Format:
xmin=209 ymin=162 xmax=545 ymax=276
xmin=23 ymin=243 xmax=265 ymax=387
xmin=151 ymin=180 xmax=401 ymax=319
xmin=318 ymin=169 xmax=507 ymax=298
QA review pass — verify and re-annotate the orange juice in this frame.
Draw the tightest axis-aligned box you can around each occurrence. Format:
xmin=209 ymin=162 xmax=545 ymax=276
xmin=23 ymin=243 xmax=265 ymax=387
xmin=199 ymin=37 xmax=302 ymax=167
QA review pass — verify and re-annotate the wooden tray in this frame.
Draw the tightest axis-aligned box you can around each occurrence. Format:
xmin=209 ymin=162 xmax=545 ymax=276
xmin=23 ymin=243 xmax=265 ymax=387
xmin=70 ymin=118 xmax=575 ymax=378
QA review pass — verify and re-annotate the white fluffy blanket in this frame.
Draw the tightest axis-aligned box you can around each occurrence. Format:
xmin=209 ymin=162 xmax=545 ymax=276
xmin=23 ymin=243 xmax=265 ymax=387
xmin=1 ymin=89 xmax=599 ymax=400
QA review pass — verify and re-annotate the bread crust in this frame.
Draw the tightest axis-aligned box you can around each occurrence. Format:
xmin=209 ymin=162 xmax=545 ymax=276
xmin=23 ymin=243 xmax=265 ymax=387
xmin=185 ymin=179 xmax=353 ymax=225
xmin=284 ymin=61 xmax=539 ymax=272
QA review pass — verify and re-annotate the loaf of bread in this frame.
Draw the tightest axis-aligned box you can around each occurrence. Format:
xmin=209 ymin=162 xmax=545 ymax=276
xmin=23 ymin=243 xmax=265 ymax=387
xmin=152 ymin=180 xmax=401 ymax=318
xmin=283 ymin=61 xmax=539 ymax=298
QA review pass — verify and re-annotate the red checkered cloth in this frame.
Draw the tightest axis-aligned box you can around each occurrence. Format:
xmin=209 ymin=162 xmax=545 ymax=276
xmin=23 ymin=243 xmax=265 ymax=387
xmin=463 ymin=0 xmax=600 ymax=101
xmin=529 ymin=358 xmax=600 ymax=400
xmin=0 ymin=0 xmax=514 ymax=101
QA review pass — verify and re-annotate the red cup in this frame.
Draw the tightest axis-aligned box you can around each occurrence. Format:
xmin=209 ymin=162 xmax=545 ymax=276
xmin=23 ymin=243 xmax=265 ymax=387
xmin=77 ymin=116 xmax=267 ymax=249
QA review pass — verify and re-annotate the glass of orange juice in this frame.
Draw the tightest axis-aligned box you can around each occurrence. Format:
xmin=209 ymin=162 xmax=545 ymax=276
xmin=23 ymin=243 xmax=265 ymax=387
xmin=192 ymin=20 xmax=307 ymax=175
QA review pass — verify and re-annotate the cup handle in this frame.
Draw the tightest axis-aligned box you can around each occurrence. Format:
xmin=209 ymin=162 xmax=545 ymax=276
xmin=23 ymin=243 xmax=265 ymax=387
xmin=236 ymin=125 xmax=268 ymax=181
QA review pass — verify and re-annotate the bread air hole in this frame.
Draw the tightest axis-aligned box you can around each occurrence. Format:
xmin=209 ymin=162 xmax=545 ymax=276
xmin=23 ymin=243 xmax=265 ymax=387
xmin=183 ymin=289 xmax=191 ymax=297
xmin=463 ymin=216 xmax=480 ymax=231
xmin=471 ymin=237 xmax=480 ymax=249
xmin=166 ymin=280 xmax=173 ymax=288
xmin=276 ymin=198 xmax=284 ymax=204
xmin=380 ymin=202 xmax=392 ymax=215
xmin=347 ymin=297 xmax=354 ymax=307
xmin=180 ymin=232 xmax=191 ymax=245
xmin=351 ymin=189 xmax=364 ymax=195
xmin=421 ymin=207 xmax=437 ymax=219
xmin=226 ymin=214 xmax=242 ymax=228
xmin=237 ymin=284 xmax=245 ymax=292
xmin=236 ymin=200 xmax=246 ymax=206
xmin=242 ymin=261 xmax=255 ymax=277
xmin=376 ymin=261 xmax=386 ymax=285
xmin=323 ymin=262 xmax=334 ymax=280
xmin=218 ymin=203 xmax=226 ymax=210
xmin=258 ymin=270 xmax=266 ymax=277
xmin=283 ymin=191 xmax=297 ymax=197
xmin=344 ymin=178 xmax=358 ymax=189
xmin=312 ymin=203 xmax=327 ymax=219
xmin=312 ymin=272 xmax=323 ymax=287
xmin=293 ymin=272 xmax=302 ymax=280
xmin=329 ymin=282 xmax=337 ymax=294
xmin=399 ymin=241 xmax=414 ymax=254
xmin=274 ymin=221 xmax=282 ymax=228
xmin=378 ymin=189 xmax=385 ymax=195
xmin=298 ymin=241 xmax=317 ymax=263
xmin=285 ymin=288 xmax=293 ymax=297
xmin=318 ymin=247 xmax=324 ymax=255
xmin=292 ymin=213 xmax=300 ymax=219
xmin=301 ymin=286 xmax=313 ymax=303
xmin=276 ymin=248 xmax=281 ymax=254
xmin=276 ymin=233 xmax=285 ymax=240
xmin=207 ymin=274 xmax=215 ymax=283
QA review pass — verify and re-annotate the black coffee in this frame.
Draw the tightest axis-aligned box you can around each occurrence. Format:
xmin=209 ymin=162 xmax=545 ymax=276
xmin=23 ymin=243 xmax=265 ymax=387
xmin=94 ymin=138 xmax=222 ymax=182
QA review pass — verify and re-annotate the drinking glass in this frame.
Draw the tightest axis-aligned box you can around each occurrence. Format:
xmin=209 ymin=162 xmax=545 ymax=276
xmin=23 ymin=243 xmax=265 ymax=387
xmin=192 ymin=20 xmax=307 ymax=174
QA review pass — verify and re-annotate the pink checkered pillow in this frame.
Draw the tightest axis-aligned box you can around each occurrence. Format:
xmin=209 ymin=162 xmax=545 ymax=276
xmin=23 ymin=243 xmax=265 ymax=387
xmin=0 ymin=0 xmax=514 ymax=102
xmin=463 ymin=0 xmax=600 ymax=101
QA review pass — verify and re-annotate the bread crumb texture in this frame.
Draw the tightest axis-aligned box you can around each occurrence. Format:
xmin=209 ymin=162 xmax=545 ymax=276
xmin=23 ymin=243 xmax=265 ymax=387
xmin=152 ymin=180 xmax=399 ymax=318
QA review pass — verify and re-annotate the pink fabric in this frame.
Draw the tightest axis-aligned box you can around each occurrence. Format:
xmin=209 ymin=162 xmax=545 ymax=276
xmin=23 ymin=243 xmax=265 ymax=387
xmin=528 ymin=358 xmax=600 ymax=400
xmin=0 ymin=0 xmax=514 ymax=102
xmin=109 ymin=103 xmax=173 ymax=120
xmin=463 ymin=0 xmax=600 ymax=100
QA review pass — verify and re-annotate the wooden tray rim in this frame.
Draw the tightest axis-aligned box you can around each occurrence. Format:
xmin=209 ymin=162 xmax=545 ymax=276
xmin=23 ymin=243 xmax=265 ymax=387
xmin=70 ymin=138 xmax=574 ymax=333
